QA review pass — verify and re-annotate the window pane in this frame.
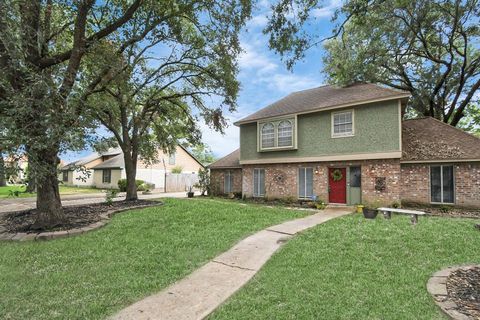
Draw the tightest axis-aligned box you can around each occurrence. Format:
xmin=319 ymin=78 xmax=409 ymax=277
xmin=169 ymin=153 xmax=176 ymax=165
xmin=305 ymin=168 xmax=313 ymax=198
xmin=254 ymin=169 xmax=265 ymax=196
xmin=430 ymin=166 xmax=442 ymax=202
xmin=259 ymin=169 xmax=265 ymax=196
xmin=298 ymin=168 xmax=305 ymax=198
xmin=350 ymin=167 xmax=361 ymax=187
xmin=277 ymin=120 xmax=293 ymax=147
xmin=333 ymin=112 xmax=353 ymax=135
xmin=442 ymin=166 xmax=454 ymax=203
xmin=261 ymin=123 xmax=275 ymax=148
xmin=224 ymin=171 xmax=231 ymax=193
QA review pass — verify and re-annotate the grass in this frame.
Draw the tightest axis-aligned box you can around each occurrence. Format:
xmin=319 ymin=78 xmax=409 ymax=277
xmin=0 ymin=185 xmax=101 ymax=198
xmin=0 ymin=198 xmax=308 ymax=320
xmin=211 ymin=214 xmax=480 ymax=320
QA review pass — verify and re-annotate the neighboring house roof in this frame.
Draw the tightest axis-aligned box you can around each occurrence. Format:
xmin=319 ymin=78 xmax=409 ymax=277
xmin=91 ymin=145 xmax=206 ymax=170
xmin=62 ymin=148 xmax=122 ymax=170
xmin=402 ymin=117 xmax=480 ymax=162
xmin=91 ymin=154 xmax=124 ymax=169
xmin=208 ymin=149 xmax=241 ymax=169
xmin=235 ymin=83 xmax=410 ymax=125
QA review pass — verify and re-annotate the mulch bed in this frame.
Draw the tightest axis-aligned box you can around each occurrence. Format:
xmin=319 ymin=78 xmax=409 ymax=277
xmin=447 ymin=267 xmax=480 ymax=319
xmin=403 ymin=203 xmax=480 ymax=219
xmin=3 ymin=200 xmax=161 ymax=233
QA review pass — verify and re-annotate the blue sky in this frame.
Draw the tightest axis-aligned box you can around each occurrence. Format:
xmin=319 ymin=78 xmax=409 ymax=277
xmin=62 ymin=0 xmax=341 ymax=162
xmin=200 ymin=0 xmax=341 ymax=158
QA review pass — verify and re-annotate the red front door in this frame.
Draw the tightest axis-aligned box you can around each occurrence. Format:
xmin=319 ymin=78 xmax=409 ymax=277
xmin=329 ymin=168 xmax=347 ymax=204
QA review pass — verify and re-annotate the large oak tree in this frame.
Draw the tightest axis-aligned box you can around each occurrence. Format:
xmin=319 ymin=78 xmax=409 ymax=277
xmin=265 ymin=0 xmax=480 ymax=126
xmin=0 ymin=0 xmax=251 ymax=228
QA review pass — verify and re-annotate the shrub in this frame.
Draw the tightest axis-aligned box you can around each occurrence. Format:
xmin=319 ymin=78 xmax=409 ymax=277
xmin=439 ymin=205 xmax=453 ymax=213
xmin=391 ymin=201 xmax=401 ymax=208
xmin=117 ymin=179 xmax=145 ymax=192
xmin=105 ymin=189 xmax=119 ymax=206
xmin=194 ymin=168 xmax=210 ymax=196
xmin=171 ymin=166 xmax=183 ymax=174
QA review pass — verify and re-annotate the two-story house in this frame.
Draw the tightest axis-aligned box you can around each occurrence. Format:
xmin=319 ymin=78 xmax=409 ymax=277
xmin=209 ymin=83 xmax=480 ymax=208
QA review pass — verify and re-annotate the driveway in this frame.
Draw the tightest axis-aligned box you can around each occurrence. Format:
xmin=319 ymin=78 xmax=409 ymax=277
xmin=0 ymin=191 xmax=190 ymax=215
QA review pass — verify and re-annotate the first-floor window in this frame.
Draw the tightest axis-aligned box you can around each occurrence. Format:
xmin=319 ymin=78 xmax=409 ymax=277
xmin=430 ymin=165 xmax=454 ymax=203
xmin=62 ymin=171 xmax=69 ymax=182
xmin=224 ymin=171 xmax=234 ymax=193
xmin=102 ymin=169 xmax=112 ymax=183
xmin=298 ymin=167 xmax=313 ymax=199
xmin=253 ymin=169 xmax=265 ymax=197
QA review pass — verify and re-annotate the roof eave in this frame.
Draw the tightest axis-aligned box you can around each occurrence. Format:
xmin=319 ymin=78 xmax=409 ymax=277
xmin=234 ymin=93 xmax=411 ymax=126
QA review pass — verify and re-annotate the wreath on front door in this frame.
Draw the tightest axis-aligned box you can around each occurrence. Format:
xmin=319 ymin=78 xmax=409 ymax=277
xmin=331 ymin=169 xmax=343 ymax=182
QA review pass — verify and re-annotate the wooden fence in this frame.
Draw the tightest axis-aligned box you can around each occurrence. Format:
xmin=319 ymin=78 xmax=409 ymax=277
xmin=165 ymin=173 xmax=199 ymax=192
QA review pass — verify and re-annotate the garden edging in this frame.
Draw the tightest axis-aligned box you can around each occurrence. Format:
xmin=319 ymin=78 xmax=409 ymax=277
xmin=427 ymin=265 xmax=479 ymax=320
xmin=0 ymin=203 xmax=162 ymax=242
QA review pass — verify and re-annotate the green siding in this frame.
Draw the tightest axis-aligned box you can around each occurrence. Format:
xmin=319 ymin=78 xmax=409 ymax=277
xmin=240 ymin=100 xmax=401 ymax=161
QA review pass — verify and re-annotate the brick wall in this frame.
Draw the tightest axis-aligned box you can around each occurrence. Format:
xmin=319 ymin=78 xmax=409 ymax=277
xmin=400 ymin=162 xmax=480 ymax=208
xmin=242 ymin=159 xmax=401 ymax=204
xmin=210 ymin=169 xmax=242 ymax=195
xmin=400 ymin=164 xmax=430 ymax=204
xmin=455 ymin=163 xmax=480 ymax=207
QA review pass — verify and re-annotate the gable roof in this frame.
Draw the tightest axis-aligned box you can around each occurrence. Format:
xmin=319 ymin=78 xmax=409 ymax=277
xmin=91 ymin=154 xmax=124 ymax=169
xmin=235 ymin=83 xmax=410 ymax=125
xmin=91 ymin=145 xmax=206 ymax=170
xmin=62 ymin=148 xmax=122 ymax=170
xmin=401 ymin=117 xmax=480 ymax=162
xmin=208 ymin=149 xmax=241 ymax=169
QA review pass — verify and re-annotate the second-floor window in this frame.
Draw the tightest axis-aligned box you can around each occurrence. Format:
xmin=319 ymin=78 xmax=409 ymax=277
xmin=261 ymin=123 xmax=275 ymax=148
xmin=332 ymin=110 xmax=354 ymax=137
xmin=168 ymin=153 xmax=176 ymax=165
xmin=277 ymin=120 xmax=293 ymax=147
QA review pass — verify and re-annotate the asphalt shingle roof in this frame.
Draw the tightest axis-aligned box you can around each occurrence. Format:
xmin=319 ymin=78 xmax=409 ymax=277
xmin=91 ymin=154 xmax=125 ymax=169
xmin=208 ymin=149 xmax=241 ymax=169
xmin=235 ymin=83 xmax=410 ymax=125
xmin=401 ymin=117 xmax=480 ymax=162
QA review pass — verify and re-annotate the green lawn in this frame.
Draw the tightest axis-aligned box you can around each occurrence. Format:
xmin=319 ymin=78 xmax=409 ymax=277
xmin=0 ymin=185 xmax=101 ymax=198
xmin=211 ymin=214 xmax=480 ymax=320
xmin=0 ymin=198 xmax=308 ymax=320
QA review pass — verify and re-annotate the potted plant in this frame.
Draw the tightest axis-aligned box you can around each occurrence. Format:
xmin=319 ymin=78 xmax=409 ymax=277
xmin=187 ymin=186 xmax=194 ymax=198
xmin=356 ymin=204 xmax=364 ymax=214
xmin=362 ymin=200 xmax=380 ymax=219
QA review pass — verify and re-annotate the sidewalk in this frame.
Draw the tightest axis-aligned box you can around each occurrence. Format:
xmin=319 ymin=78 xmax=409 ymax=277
xmin=111 ymin=206 xmax=351 ymax=320
xmin=0 ymin=191 xmax=189 ymax=215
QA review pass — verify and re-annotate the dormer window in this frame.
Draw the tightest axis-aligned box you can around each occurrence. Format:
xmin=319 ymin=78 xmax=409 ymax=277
xmin=261 ymin=123 xmax=275 ymax=148
xmin=258 ymin=117 xmax=297 ymax=151
xmin=277 ymin=120 xmax=293 ymax=147
xmin=332 ymin=110 xmax=354 ymax=137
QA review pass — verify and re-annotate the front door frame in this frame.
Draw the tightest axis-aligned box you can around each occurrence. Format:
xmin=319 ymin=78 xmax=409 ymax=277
xmin=328 ymin=166 xmax=347 ymax=204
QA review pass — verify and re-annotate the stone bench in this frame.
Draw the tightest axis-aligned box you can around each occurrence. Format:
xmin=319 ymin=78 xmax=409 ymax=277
xmin=377 ymin=207 xmax=426 ymax=224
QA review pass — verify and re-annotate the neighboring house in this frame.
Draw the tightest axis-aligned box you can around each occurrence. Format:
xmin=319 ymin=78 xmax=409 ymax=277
xmin=60 ymin=148 xmax=122 ymax=187
xmin=61 ymin=146 xmax=204 ymax=190
xmin=209 ymin=83 xmax=480 ymax=208
xmin=3 ymin=155 xmax=29 ymax=184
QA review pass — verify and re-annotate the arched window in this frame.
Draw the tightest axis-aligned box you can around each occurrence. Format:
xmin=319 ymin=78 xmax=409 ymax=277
xmin=277 ymin=120 xmax=293 ymax=147
xmin=261 ymin=123 xmax=275 ymax=148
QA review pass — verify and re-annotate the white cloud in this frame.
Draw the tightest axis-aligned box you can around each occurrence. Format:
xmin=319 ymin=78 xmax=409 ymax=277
xmin=311 ymin=0 xmax=342 ymax=19
xmin=198 ymin=115 xmax=241 ymax=157
xmin=248 ymin=14 xmax=269 ymax=28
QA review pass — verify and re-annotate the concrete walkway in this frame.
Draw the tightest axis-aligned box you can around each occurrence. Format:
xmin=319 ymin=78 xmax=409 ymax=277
xmin=111 ymin=206 xmax=352 ymax=320
xmin=0 ymin=191 xmax=189 ymax=215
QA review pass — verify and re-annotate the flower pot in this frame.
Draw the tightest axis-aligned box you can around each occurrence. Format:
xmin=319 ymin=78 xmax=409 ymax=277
xmin=362 ymin=208 xmax=378 ymax=219
xmin=187 ymin=192 xmax=194 ymax=198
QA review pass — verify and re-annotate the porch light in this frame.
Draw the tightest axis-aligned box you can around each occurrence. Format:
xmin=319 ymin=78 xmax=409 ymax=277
xmin=314 ymin=167 xmax=319 ymax=174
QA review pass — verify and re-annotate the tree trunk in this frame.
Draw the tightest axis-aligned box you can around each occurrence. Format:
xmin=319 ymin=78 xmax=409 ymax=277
xmin=124 ymin=152 xmax=138 ymax=201
xmin=0 ymin=154 xmax=6 ymax=187
xmin=32 ymin=147 xmax=64 ymax=229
